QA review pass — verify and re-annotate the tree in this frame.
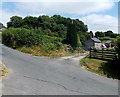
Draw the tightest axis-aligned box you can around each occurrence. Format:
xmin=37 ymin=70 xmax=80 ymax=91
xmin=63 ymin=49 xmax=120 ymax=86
xmin=52 ymin=15 xmax=88 ymax=32
xmin=7 ymin=16 xmax=23 ymax=28
xmin=23 ymin=16 xmax=38 ymax=29
xmin=76 ymin=33 xmax=82 ymax=47
xmin=88 ymin=31 xmax=94 ymax=38
xmin=74 ymin=19 xmax=88 ymax=32
xmin=38 ymin=15 xmax=54 ymax=30
xmin=110 ymin=33 xmax=118 ymax=38
xmin=78 ymin=32 xmax=89 ymax=45
xmin=52 ymin=15 xmax=66 ymax=24
xmin=95 ymin=31 xmax=104 ymax=37
xmin=104 ymin=30 xmax=113 ymax=37
xmin=7 ymin=22 xmax=13 ymax=28
xmin=6 ymin=15 xmax=88 ymax=48
xmin=67 ymin=20 xmax=80 ymax=49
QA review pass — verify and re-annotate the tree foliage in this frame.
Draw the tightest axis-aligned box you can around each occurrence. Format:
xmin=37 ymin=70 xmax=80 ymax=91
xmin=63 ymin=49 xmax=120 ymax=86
xmin=6 ymin=15 xmax=88 ymax=49
xmin=95 ymin=31 xmax=105 ymax=37
xmin=95 ymin=30 xmax=119 ymax=40
xmin=2 ymin=28 xmax=62 ymax=51
xmin=104 ymin=30 xmax=113 ymax=37
xmin=7 ymin=16 xmax=23 ymax=28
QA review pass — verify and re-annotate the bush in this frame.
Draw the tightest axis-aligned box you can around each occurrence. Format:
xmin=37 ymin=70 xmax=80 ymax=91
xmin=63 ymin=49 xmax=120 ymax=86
xmin=2 ymin=28 xmax=43 ymax=48
xmin=99 ymin=37 xmax=116 ymax=41
xmin=42 ymin=35 xmax=63 ymax=51
xmin=2 ymin=28 xmax=63 ymax=51
xmin=110 ymin=33 xmax=118 ymax=38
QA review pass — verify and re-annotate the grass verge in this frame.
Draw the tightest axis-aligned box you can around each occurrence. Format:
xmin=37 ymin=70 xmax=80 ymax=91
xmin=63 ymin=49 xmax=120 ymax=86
xmin=16 ymin=46 xmax=72 ymax=58
xmin=0 ymin=61 xmax=8 ymax=78
xmin=80 ymin=56 xmax=120 ymax=80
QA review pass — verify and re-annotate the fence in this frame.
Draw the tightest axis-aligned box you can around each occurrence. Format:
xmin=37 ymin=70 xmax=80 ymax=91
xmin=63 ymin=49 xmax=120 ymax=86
xmin=90 ymin=48 xmax=118 ymax=60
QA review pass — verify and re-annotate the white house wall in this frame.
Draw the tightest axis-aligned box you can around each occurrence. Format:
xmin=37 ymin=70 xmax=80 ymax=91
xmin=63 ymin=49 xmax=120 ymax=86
xmin=95 ymin=43 xmax=102 ymax=49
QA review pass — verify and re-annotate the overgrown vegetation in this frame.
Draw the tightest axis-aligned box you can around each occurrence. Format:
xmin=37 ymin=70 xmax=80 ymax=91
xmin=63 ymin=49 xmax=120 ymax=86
xmin=1 ymin=14 xmax=120 ymax=78
xmin=2 ymin=15 xmax=90 ymax=57
xmin=95 ymin=30 xmax=119 ymax=38
xmin=16 ymin=46 xmax=71 ymax=57
xmin=99 ymin=37 xmax=117 ymax=41
xmin=95 ymin=31 xmax=119 ymax=42
xmin=2 ymin=28 xmax=67 ymax=56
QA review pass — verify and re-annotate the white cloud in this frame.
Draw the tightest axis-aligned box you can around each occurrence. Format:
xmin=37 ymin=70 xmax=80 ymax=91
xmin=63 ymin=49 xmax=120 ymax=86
xmin=0 ymin=0 xmax=117 ymax=35
xmin=0 ymin=10 xmax=11 ymax=26
xmin=14 ymin=1 xmax=114 ymax=15
xmin=81 ymin=14 xmax=118 ymax=33
xmin=0 ymin=9 xmax=24 ymax=26
xmin=0 ymin=9 xmax=44 ymax=26
xmin=2 ymin=0 xmax=118 ymax=2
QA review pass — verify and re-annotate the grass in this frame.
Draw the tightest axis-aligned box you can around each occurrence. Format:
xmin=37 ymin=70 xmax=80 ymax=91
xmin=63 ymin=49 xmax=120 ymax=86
xmin=80 ymin=56 xmax=120 ymax=79
xmin=99 ymin=37 xmax=117 ymax=41
xmin=16 ymin=46 xmax=72 ymax=58
xmin=0 ymin=61 xmax=8 ymax=78
xmin=16 ymin=46 xmax=86 ymax=58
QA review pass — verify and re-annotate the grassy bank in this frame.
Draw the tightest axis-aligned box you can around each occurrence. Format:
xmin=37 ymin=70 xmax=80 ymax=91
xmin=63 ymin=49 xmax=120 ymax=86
xmin=0 ymin=62 xmax=8 ymax=78
xmin=16 ymin=46 xmax=72 ymax=58
xmin=99 ymin=37 xmax=117 ymax=41
xmin=80 ymin=56 xmax=120 ymax=79
xmin=2 ymin=28 xmax=83 ymax=58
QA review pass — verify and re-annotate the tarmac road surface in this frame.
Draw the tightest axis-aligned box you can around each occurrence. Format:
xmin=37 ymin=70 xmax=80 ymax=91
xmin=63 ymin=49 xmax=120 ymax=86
xmin=1 ymin=44 xmax=118 ymax=95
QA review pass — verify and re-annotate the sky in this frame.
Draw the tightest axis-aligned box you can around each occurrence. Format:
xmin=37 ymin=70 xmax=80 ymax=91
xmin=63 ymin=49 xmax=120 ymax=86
xmin=0 ymin=0 xmax=119 ymax=33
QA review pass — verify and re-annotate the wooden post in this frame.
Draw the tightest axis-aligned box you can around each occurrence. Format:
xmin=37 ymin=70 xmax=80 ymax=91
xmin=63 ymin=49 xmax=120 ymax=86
xmin=102 ymin=48 xmax=103 ymax=59
xmin=90 ymin=47 xmax=91 ymax=58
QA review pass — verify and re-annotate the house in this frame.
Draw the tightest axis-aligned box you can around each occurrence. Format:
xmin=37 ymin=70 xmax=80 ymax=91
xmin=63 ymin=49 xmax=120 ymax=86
xmin=105 ymin=40 xmax=115 ymax=48
xmin=85 ymin=38 xmax=102 ymax=50
xmin=0 ymin=28 xmax=6 ymax=31
xmin=0 ymin=23 xmax=6 ymax=31
xmin=101 ymin=43 xmax=107 ymax=49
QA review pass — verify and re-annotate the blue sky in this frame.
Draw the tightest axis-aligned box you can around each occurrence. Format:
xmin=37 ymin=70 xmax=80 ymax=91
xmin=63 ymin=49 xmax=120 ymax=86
xmin=0 ymin=0 xmax=118 ymax=33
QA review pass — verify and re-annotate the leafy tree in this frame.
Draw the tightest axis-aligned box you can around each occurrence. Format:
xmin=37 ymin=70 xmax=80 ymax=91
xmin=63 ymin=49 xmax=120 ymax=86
xmin=67 ymin=20 xmax=79 ymax=49
xmin=110 ymin=33 xmax=118 ymax=38
xmin=23 ymin=16 xmax=38 ymax=29
xmin=22 ymin=25 xmax=30 ymax=29
xmin=6 ymin=15 xmax=88 ymax=49
xmin=95 ymin=31 xmax=104 ymax=37
xmin=38 ymin=15 xmax=53 ymax=29
xmin=52 ymin=15 xmax=66 ymax=24
xmin=7 ymin=16 xmax=23 ymax=28
xmin=52 ymin=15 xmax=88 ymax=32
xmin=43 ymin=29 xmax=52 ymax=35
xmin=104 ymin=30 xmax=113 ymax=37
xmin=74 ymin=19 xmax=88 ymax=32
xmin=76 ymin=33 xmax=82 ymax=47
xmin=88 ymin=31 xmax=94 ymax=38
xmin=78 ymin=32 xmax=89 ymax=45
xmin=7 ymin=22 xmax=13 ymax=28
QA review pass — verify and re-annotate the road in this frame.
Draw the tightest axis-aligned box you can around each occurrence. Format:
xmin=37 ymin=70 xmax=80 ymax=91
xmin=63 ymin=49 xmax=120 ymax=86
xmin=1 ymin=44 xmax=118 ymax=95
